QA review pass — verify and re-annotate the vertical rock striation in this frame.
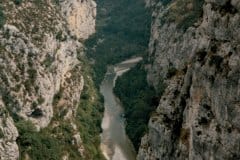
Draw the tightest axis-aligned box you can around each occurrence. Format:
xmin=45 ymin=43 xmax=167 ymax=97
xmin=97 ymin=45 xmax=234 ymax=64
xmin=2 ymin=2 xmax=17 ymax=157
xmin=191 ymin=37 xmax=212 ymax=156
xmin=61 ymin=0 xmax=97 ymax=40
xmin=138 ymin=0 xmax=240 ymax=159
xmin=0 ymin=0 xmax=96 ymax=159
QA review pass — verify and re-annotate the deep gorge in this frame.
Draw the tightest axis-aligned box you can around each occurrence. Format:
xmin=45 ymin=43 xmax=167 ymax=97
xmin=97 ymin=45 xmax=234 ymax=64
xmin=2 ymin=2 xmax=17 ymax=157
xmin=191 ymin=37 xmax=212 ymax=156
xmin=85 ymin=0 xmax=155 ymax=156
xmin=0 ymin=0 xmax=240 ymax=160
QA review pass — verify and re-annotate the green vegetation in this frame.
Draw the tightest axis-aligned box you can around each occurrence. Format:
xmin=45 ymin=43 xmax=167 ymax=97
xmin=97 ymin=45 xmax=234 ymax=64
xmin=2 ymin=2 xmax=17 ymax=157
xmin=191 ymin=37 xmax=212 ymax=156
xmin=0 ymin=87 xmax=22 ymax=122
xmin=0 ymin=50 xmax=104 ymax=159
xmin=16 ymin=120 xmax=62 ymax=160
xmin=0 ymin=1 xmax=104 ymax=159
xmin=161 ymin=0 xmax=204 ymax=31
xmin=15 ymin=118 xmax=83 ymax=159
xmin=16 ymin=119 xmax=90 ymax=160
xmin=55 ymin=30 xmax=66 ymax=41
xmin=33 ymin=0 xmax=44 ymax=6
xmin=42 ymin=54 xmax=55 ymax=68
xmin=0 ymin=129 xmax=4 ymax=138
xmin=52 ymin=89 xmax=63 ymax=106
xmin=209 ymin=55 xmax=223 ymax=68
xmin=52 ymin=0 xmax=60 ymax=5
xmin=161 ymin=0 xmax=172 ymax=6
xmin=85 ymin=0 xmax=151 ymax=85
xmin=13 ymin=0 xmax=22 ymax=5
xmin=37 ymin=96 xmax=45 ymax=105
xmin=0 ymin=88 xmax=66 ymax=159
xmin=83 ymin=0 xmax=152 ymax=154
xmin=113 ymin=62 xmax=165 ymax=150
xmin=166 ymin=66 xmax=177 ymax=78
xmin=75 ymin=56 xmax=105 ymax=159
xmin=0 ymin=6 xmax=5 ymax=28
xmin=13 ymin=57 xmax=105 ymax=160
xmin=27 ymin=68 xmax=37 ymax=83
xmin=84 ymin=0 xmax=153 ymax=151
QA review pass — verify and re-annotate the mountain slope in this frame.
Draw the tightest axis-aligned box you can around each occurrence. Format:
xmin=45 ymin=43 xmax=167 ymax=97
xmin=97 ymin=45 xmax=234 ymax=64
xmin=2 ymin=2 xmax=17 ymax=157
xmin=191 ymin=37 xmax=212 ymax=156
xmin=0 ymin=0 xmax=104 ymax=159
xmin=138 ymin=0 xmax=240 ymax=159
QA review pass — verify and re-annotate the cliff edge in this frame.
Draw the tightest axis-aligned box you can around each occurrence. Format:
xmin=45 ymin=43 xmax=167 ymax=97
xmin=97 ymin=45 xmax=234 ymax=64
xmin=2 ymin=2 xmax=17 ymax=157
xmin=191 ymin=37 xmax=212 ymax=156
xmin=0 ymin=0 xmax=97 ymax=159
xmin=138 ymin=0 xmax=240 ymax=159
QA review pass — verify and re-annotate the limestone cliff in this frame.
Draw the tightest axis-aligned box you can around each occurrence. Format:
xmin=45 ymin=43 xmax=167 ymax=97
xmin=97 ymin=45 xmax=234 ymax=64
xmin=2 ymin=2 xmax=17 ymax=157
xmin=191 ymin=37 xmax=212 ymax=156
xmin=138 ymin=0 xmax=240 ymax=159
xmin=61 ymin=0 xmax=96 ymax=40
xmin=0 ymin=0 xmax=96 ymax=159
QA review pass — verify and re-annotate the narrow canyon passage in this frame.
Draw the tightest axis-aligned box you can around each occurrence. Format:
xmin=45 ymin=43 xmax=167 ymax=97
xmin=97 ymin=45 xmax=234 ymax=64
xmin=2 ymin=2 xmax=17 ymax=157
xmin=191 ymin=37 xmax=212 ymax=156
xmin=100 ymin=57 xmax=142 ymax=160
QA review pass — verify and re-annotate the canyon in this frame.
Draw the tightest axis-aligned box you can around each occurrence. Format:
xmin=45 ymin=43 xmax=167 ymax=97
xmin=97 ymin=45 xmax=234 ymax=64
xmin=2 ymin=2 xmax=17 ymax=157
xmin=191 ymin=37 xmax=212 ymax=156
xmin=0 ymin=0 xmax=239 ymax=160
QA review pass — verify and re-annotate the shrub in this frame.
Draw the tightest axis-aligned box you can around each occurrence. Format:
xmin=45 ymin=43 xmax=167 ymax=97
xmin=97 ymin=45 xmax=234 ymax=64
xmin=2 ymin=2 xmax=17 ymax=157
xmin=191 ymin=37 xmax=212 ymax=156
xmin=0 ymin=87 xmax=21 ymax=122
xmin=161 ymin=0 xmax=172 ymax=6
xmin=31 ymin=101 xmax=38 ymax=109
xmin=0 ymin=7 xmax=5 ymax=28
xmin=14 ymin=0 xmax=22 ymax=5
xmin=42 ymin=54 xmax=54 ymax=68
xmin=27 ymin=68 xmax=37 ymax=83
xmin=209 ymin=55 xmax=223 ymax=68
xmin=52 ymin=90 xmax=62 ymax=106
xmin=0 ymin=129 xmax=4 ymax=138
xmin=180 ymin=128 xmax=190 ymax=146
xmin=56 ymin=31 xmax=66 ymax=41
xmin=75 ymin=58 xmax=105 ymax=159
xmin=37 ymin=96 xmax=45 ymax=105
xmin=166 ymin=66 xmax=177 ymax=78
xmin=160 ymin=0 xmax=204 ymax=31
xmin=177 ymin=0 xmax=204 ymax=31
xmin=53 ymin=0 xmax=60 ymax=5
xmin=30 ymin=108 xmax=43 ymax=118
xmin=16 ymin=120 xmax=62 ymax=160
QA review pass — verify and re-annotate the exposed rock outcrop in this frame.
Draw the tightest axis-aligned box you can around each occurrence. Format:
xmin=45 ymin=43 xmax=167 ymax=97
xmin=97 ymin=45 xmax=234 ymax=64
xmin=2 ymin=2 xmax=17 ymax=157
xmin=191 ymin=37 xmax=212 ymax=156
xmin=0 ymin=101 xmax=19 ymax=160
xmin=61 ymin=0 xmax=97 ymax=40
xmin=138 ymin=0 xmax=240 ymax=159
xmin=0 ymin=0 xmax=96 ymax=159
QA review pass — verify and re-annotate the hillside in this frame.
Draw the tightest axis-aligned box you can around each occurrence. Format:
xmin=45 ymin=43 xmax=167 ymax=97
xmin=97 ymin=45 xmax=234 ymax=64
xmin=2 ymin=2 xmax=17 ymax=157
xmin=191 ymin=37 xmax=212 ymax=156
xmin=0 ymin=0 xmax=104 ymax=159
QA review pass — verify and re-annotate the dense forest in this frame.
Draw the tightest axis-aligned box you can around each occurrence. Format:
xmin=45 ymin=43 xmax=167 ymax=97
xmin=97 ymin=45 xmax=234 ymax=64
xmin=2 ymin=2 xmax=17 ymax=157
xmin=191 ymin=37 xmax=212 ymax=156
xmin=84 ymin=0 xmax=151 ymax=85
xmin=84 ymin=0 xmax=159 ymax=152
xmin=113 ymin=62 xmax=165 ymax=150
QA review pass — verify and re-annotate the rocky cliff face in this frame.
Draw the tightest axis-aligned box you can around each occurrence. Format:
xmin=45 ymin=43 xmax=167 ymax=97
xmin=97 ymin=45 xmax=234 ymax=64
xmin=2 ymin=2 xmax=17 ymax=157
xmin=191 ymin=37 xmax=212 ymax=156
xmin=138 ymin=0 xmax=240 ymax=159
xmin=61 ymin=0 xmax=96 ymax=40
xmin=0 ymin=0 xmax=96 ymax=159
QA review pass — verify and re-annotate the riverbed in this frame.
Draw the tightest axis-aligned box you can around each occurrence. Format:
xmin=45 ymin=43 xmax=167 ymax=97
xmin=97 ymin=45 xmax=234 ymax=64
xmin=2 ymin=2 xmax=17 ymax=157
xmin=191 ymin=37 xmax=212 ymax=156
xmin=100 ymin=57 xmax=142 ymax=160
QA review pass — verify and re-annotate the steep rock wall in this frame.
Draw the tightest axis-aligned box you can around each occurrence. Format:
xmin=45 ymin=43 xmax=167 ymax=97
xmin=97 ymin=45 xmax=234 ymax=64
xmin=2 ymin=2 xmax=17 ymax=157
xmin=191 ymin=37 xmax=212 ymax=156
xmin=138 ymin=0 xmax=240 ymax=159
xmin=0 ymin=0 xmax=96 ymax=159
xmin=61 ymin=0 xmax=97 ymax=40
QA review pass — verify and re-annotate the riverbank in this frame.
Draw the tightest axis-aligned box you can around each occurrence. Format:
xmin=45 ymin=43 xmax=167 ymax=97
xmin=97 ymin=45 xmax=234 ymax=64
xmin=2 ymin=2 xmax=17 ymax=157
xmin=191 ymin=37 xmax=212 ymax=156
xmin=113 ymin=60 xmax=162 ymax=150
xmin=100 ymin=57 xmax=142 ymax=160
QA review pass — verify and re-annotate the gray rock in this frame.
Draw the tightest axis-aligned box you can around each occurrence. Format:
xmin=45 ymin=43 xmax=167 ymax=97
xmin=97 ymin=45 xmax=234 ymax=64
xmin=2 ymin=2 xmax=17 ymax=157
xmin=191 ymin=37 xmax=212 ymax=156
xmin=138 ymin=0 xmax=240 ymax=159
xmin=0 ymin=0 xmax=96 ymax=159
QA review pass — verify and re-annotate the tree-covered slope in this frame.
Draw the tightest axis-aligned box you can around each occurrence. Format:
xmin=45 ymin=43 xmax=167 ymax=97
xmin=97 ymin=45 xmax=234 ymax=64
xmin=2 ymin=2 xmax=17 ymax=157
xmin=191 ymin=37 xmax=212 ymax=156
xmin=113 ymin=62 xmax=165 ymax=150
xmin=85 ymin=0 xmax=151 ymax=85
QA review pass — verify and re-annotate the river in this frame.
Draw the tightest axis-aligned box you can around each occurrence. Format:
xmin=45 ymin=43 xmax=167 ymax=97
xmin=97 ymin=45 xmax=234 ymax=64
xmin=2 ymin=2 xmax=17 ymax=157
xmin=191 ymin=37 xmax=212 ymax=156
xmin=100 ymin=57 xmax=142 ymax=160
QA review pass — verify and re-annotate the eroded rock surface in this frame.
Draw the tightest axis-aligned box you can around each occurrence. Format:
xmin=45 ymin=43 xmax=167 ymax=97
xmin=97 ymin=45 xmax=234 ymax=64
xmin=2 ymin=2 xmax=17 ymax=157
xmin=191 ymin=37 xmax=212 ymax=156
xmin=0 ymin=0 xmax=96 ymax=159
xmin=138 ymin=0 xmax=240 ymax=159
xmin=61 ymin=0 xmax=97 ymax=39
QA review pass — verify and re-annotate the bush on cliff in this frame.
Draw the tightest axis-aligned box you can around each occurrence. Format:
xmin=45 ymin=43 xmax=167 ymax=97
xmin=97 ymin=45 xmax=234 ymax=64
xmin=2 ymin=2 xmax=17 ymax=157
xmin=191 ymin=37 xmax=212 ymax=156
xmin=0 ymin=7 xmax=5 ymax=28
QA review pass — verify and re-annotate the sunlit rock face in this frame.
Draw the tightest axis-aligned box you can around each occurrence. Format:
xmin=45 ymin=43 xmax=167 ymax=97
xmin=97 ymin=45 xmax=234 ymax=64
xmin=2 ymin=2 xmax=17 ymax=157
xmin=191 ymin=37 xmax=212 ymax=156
xmin=61 ymin=0 xmax=97 ymax=40
xmin=0 ymin=0 xmax=96 ymax=159
xmin=0 ymin=101 xmax=19 ymax=160
xmin=138 ymin=0 xmax=240 ymax=159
